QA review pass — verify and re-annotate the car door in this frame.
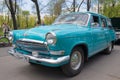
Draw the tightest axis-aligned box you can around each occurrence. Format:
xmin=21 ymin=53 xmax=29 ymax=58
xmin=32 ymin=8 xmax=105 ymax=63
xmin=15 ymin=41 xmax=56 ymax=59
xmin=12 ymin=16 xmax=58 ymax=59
xmin=107 ymin=19 xmax=116 ymax=42
xmin=90 ymin=15 xmax=107 ymax=56
xmin=100 ymin=17 xmax=110 ymax=47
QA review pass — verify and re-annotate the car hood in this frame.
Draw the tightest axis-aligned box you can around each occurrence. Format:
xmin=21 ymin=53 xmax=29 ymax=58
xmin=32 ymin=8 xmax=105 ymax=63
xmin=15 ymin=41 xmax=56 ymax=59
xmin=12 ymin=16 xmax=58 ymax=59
xmin=23 ymin=24 xmax=83 ymax=41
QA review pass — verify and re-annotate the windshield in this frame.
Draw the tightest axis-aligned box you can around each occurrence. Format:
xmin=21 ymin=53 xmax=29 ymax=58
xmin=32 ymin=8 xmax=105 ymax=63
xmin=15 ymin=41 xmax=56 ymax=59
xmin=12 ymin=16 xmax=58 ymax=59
xmin=53 ymin=13 xmax=89 ymax=26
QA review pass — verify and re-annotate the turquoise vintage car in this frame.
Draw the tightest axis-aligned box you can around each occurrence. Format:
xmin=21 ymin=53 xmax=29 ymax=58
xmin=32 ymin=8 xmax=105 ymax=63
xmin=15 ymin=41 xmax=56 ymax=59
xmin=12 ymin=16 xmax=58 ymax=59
xmin=8 ymin=12 xmax=116 ymax=76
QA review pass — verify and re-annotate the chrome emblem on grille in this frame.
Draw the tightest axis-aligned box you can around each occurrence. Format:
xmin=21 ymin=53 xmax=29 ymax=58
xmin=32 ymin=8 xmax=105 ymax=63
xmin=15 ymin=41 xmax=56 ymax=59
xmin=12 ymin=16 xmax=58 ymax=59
xmin=23 ymin=33 xmax=28 ymax=37
xmin=32 ymin=51 xmax=38 ymax=57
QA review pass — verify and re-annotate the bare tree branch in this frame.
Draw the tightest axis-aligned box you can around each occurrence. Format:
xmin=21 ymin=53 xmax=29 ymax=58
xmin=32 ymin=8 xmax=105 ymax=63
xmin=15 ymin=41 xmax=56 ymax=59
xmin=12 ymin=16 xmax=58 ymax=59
xmin=40 ymin=0 xmax=52 ymax=11
xmin=77 ymin=0 xmax=84 ymax=12
xmin=15 ymin=0 xmax=17 ymax=13
xmin=5 ymin=0 xmax=11 ymax=11
xmin=64 ymin=1 xmax=73 ymax=12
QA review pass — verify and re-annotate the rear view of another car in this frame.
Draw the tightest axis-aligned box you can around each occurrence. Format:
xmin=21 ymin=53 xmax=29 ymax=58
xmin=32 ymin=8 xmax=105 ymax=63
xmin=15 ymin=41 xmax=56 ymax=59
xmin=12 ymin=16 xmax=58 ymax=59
xmin=111 ymin=17 xmax=120 ymax=43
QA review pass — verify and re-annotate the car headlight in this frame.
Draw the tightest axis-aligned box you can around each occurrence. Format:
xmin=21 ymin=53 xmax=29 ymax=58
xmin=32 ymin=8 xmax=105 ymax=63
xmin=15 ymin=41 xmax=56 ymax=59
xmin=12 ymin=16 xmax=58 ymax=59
xmin=46 ymin=32 xmax=57 ymax=45
xmin=8 ymin=31 xmax=13 ymax=42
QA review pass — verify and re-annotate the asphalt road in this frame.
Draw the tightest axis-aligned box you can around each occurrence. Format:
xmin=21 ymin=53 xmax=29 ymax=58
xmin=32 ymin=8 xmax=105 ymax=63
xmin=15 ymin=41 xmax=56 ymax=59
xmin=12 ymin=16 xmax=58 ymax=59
xmin=0 ymin=46 xmax=120 ymax=80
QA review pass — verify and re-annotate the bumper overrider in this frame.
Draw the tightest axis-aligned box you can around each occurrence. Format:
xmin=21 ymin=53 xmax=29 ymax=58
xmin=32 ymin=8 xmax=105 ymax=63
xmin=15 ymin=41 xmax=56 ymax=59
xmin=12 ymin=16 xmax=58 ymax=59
xmin=8 ymin=48 xmax=70 ymax=67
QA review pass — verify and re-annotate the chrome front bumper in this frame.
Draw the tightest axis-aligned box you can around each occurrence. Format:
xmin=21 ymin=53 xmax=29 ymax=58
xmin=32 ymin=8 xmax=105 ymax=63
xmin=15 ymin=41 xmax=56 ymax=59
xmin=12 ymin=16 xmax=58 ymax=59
xmin=8 ymin=49 xmax=70 ymax=65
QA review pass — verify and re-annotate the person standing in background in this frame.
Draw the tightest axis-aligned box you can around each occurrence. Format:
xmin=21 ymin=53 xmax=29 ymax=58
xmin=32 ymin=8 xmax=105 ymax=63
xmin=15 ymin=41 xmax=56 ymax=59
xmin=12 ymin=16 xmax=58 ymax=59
xmin=1 ymin=23 xmax=10 ymax=37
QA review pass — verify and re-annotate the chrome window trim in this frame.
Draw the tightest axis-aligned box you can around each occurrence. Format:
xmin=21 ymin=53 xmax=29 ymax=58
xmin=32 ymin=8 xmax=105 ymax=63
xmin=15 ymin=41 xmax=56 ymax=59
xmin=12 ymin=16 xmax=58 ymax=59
xmin=86 ymin=13 xmax=91 ymax=26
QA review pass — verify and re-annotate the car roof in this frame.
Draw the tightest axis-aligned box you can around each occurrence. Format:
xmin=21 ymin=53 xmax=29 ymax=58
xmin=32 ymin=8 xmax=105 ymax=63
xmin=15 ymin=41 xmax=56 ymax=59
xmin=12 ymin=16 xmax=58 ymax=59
xmin=66 ymin=11 xmax=108 ymax=18
xmin=86 ymin=12 xmax=107 ymax=18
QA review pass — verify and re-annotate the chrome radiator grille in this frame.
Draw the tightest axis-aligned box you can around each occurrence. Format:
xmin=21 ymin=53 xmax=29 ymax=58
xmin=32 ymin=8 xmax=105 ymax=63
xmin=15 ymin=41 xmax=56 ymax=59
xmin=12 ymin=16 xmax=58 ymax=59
xmin=16 ymin=39 xmax=48 ymax=53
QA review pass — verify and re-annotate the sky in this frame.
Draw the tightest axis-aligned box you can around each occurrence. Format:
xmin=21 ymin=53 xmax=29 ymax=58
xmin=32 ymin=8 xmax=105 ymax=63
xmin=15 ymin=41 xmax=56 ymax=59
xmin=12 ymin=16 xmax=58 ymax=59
xmin=21 ymin=0 xmax=50 ymax=13
xmin=0 ymin=0 xmax=99 ymax=17
xmin=21 ymin=0 xmax=98 ymax=13
xmin=0 ymin=0 xmax=50 ymax=17
xmin=0 ymin=0 xmax=50 ymax=12
xmin=21 ymin=0 xmax=33 ymax=11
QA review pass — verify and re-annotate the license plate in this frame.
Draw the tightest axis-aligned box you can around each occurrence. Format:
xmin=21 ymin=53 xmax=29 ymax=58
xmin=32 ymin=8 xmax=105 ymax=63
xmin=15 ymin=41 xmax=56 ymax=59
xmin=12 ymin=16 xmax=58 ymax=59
xmin=23 ymin=56 xmax=29 ymax=62
xmin=32 ymin=51 xmax=38 ymax=56
xmin=17 ymin=53 xmax=29 ymax=62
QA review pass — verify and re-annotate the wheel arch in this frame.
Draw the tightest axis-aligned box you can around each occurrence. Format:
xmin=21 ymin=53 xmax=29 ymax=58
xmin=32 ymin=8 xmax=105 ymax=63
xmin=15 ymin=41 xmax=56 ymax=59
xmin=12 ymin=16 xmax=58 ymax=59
xmin=72 ymin=43 xmax=88 ymax=61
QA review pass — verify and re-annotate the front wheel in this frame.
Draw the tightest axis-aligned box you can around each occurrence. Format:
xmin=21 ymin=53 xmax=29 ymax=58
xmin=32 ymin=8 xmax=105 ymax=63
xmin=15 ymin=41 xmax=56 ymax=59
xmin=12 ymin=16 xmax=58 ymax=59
xmin=61 ymin=47 xmax=84 ymax=77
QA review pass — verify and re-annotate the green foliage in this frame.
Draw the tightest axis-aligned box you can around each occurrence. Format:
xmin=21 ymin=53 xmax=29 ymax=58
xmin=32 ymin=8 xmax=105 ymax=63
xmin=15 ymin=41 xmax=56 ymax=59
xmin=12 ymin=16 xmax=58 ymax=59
xmin=99 ymin=0 xmax=120 ymax=18
xmin=0 ymin=16 xmax=4 ymax=26
xmin=48 ymin=0 xmax=65 ymax=16
xmin=0 ymin=28 xmax=3 ymax=36
xmin=102 ymin=3 xmax=120 ymax=17
xmin=17 ymin=15 xmax=36 ymax=29
xmin=43 ymin=15 xmax=56 ymax=25
xmin=22 ymin=11 xmax=30 ymax=16
xmin=0 ymin=15 xmax=36 ymax=30
xmin=54 ymin=0 xmax=65 ymax=16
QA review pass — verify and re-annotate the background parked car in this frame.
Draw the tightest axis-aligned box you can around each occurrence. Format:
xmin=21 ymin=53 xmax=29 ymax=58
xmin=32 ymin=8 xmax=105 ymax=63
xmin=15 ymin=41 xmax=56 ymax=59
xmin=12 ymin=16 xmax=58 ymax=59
xmin=110 ymin=17 xmax=120 ymax=44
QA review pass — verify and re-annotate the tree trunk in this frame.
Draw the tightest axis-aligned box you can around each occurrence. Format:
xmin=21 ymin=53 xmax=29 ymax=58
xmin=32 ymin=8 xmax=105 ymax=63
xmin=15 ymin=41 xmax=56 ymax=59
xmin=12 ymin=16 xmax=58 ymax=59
xmin=5 ymin=0 xmax=17 ymax=30
xmin=36 ymin=1 xmax=41 ymax=24
xmin=73 ymin=0 xmax=76 ymax=12
xmin=87 ymin=0 xmax=90 ymax=11
xmin=9 ymin=0 xmax=17 ymax=29
xmin=98 ymin=0 xmax=99 ymax=13
xmin=32 ymin=0 xmax=41 ymax=24
xmin=11 ymin=13 xmax=17 ymax=29
xmin=7 ymin=12 xmax=10 ymax=24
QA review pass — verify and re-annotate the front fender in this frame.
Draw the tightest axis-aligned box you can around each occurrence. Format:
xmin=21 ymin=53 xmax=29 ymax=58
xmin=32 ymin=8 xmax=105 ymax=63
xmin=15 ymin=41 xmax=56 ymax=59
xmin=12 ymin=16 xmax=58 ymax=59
xmin=12 ymin=29 xmax=28 ymax=43
xmin=49 ymin=36 xmax=90 ymax=56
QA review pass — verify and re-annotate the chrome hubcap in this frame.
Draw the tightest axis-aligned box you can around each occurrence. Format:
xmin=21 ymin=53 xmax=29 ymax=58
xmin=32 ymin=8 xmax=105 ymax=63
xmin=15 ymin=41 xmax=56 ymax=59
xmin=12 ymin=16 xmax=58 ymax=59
xmin=70 ymin=51 xmax=82 ymax=70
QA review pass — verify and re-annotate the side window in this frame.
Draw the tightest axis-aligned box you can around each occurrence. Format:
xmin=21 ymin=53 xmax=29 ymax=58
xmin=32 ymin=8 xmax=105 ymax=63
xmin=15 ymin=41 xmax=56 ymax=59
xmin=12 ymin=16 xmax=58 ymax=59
xmin=91 ymin=15 xmax=100 ymax=27
xmin=107 ymin=19 xmax=113 ymax=29
xmin=101 ymin=18 xmax=107 ymax=28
